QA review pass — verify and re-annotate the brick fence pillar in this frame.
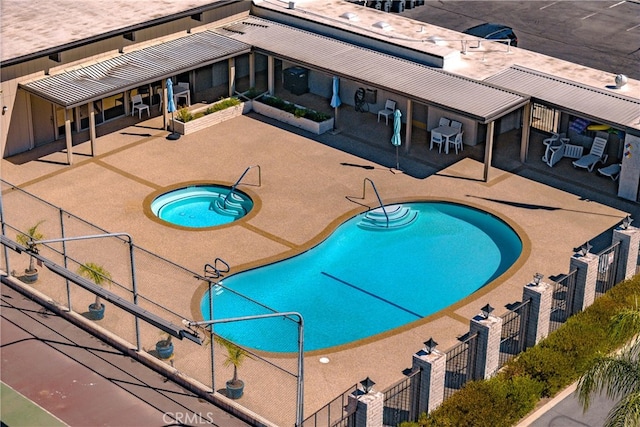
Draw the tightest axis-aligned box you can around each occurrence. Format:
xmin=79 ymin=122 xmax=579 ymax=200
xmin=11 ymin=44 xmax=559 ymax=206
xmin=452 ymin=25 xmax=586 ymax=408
xmin=412 ymin=346 xmax=446 ymax=416
xmin=347 ymin=388 xmax=384 ymax=427
xmin=522 ymin=278 xmax=553 ymax=348
xmin=612 ymin=225 xmax=639 ymax=283
xmin=569 ymin=252 xmax=598 ymax=314
xmin=469 ymin=309 xmax=502 ymax=380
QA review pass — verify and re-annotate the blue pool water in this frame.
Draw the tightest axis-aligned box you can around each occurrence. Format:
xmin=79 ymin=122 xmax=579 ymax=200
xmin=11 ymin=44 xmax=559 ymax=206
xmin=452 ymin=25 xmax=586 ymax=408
xmin=151 ymin=185 xmax=253 ymax=228
xmin=201 ymin=202 xmax=522 ymax=352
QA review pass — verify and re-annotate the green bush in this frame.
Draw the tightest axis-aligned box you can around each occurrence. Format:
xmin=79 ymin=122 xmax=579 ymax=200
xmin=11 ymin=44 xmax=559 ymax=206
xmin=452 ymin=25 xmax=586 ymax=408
xmin=206 ymin=97 xmax=241 ymax=114
xmin=401 ymin=275 xmax=640 ymax=427
xmin=259 ymin=95 xmax=330 ymax=123
xmin=176 ymin=107 xmax=193 ymax=123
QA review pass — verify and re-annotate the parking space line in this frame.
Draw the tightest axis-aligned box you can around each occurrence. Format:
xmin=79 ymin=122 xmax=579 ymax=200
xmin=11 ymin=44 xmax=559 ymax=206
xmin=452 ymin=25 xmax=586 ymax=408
xmin=539 ymin=2 xmax=558 ymax=10
xmin=581 ymin=12 xmax=598 ymax=19
xmin=627 ymin=23 xmax=640 ymax=31
xmin=609 ymin=1 xmax=626 ymax=8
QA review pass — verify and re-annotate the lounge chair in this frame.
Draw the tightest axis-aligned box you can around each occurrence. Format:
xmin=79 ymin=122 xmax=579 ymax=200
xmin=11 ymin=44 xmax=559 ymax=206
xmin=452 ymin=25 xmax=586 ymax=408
xmin=598 ymin=163 xmax=621 ymax=181
xmin=572 ymin=137 xmax=608 ymax=172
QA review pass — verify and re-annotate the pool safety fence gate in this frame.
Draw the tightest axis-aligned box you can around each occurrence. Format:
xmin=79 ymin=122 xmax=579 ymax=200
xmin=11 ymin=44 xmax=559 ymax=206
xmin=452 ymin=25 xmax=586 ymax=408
xmin=382 ymin=368 xmax=422 ymax=426
xmin=498 ymin=299 xmax=531 ymax=368
xmin=0 ymin=180 xmax=301 ymax=427
xmin=444 ymin=332 xmax=478 ymax=400
xmin=531 ymin=103 xmax=559 ymax=134
xmin=302 ymin=383 xmax=358 ymax=427
xmin=596 ymin=241 xmax=620 ymax=296
xmin=549 ymin=269 xmax=578 ymax=333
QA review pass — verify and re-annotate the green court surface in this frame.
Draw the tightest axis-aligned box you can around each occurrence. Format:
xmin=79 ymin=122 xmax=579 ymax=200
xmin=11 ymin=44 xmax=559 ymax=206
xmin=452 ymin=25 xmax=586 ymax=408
xmin=1 ymin=382 xmax=66 ymax=427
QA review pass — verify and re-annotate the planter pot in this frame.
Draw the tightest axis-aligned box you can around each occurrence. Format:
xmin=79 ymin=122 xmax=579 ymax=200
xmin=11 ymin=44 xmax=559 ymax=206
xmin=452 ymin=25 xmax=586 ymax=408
xmin=88 ymin=303 xmax=105 ymax=320
xmin=171 ymin=100 xmax=251 ymax=135
xmin=252 ymin=100 xmax=334 ymax=135
xmin=155 ymin=340 xmax=174 ymax=359
xmin=22 ymin=268 xmax=38 ymax=283
xmin=226 ymin=379 xmax=245 ymax=399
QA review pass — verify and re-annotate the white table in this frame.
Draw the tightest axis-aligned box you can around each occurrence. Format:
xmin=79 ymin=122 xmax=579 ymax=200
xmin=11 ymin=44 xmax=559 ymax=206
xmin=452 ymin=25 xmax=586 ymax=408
xmin=432 ymin=125 xmax=459 ymax=154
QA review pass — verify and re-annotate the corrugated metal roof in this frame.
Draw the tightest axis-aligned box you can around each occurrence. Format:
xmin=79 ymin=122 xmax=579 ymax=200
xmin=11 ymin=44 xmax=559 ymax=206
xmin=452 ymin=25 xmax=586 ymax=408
xmin=214 ymin=17 xmax=528 ymax=123
xmin=19 ymin=31 xmax=251 ymax=108
xmin=486 ymin=66 xmax=640 ymax=130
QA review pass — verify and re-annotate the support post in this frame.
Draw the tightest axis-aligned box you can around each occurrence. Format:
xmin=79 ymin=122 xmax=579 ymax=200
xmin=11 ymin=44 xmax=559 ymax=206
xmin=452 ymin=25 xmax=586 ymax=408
xmin=412 ymin=347 xmax=445 ymax=415
xmin=612 ymin=225 xmax=639 ymax=283
xmin=469 ymin=309 xmax=502 ymax=379
xmin=522 ymin=278 xmax=553 ymax=348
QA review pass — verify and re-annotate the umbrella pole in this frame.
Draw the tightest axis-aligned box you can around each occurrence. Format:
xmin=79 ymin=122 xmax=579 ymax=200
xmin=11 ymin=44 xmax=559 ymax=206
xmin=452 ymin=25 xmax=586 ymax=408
xmin=167 ymin=110 xmax=180 ymax=140
xmin=396 ymin=146 xmax=399 ymax=170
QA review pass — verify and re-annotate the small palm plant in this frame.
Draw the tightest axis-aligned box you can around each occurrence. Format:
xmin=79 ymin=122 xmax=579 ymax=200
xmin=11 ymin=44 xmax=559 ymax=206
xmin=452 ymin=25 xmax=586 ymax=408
xmin=214 ymin=334 xmax=253 ymax=399
xmin=77 ymin=262 xmax=112 ymax=319
xmin=16 ymin=220 xmax=45 ymax=281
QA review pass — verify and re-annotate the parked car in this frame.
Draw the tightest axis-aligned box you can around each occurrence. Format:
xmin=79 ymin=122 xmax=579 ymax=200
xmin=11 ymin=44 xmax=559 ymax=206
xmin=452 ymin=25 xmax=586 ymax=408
xmin=463 ymin=23 xmax=518 ymax=47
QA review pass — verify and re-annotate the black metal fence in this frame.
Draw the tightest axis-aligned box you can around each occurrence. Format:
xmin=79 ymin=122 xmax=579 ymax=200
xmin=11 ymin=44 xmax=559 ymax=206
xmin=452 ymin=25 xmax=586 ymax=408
xmin=302 ymin=383 xmax=358 ymax=427
xmin=499 ymin=299 xmax=531 ymax=367
xmin=444 ymin=332 xmax=478 ymax=400
xmin=383 ymin=369 xmax=422 ymax=426
xmin=596 ymin=241 xmax=621 ymax=296
xmin=549 ymin=269 xmax=578 ymax=333
xmin=531 ymin=103 xmax=559 ymax=133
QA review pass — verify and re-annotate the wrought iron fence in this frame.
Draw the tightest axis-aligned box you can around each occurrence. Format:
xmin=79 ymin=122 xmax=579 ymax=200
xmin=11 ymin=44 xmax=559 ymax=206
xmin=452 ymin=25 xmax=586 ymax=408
xmin=383 ymin=369 xmax=422 ymax=426
xmin=444 ymin=332 xmax=478 ymax=400
xmin=596 ymin=241 xmax=621 ymax=296
xmin=0 ymin=179 xmax=302 ymax=427
xmin=549 ymin=270 xmax=578 ymax=333
xmin=302 ymin=383 xmax=358 ymax=427
xmin=499 ymin=299 xmax=531 ymax=367
xmin=531 ymin=103 xmax=559 ymax=133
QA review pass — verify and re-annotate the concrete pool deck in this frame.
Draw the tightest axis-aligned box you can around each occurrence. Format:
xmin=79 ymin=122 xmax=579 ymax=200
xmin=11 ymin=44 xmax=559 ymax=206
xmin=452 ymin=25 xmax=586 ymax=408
xmin=1 ymin=106 xmax=634 ymax=423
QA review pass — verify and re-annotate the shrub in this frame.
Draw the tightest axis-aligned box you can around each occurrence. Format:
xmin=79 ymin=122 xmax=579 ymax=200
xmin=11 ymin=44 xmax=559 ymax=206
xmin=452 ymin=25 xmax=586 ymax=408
xmin=206 ymin=97 xmax=241 ymax=114
xmin=176 ymin=107 xmax=193 ymax=123
xmin=259 ymin=95 xmax=330 ymax=123
xmin=400 ymin=276 xmax=640 ymax=427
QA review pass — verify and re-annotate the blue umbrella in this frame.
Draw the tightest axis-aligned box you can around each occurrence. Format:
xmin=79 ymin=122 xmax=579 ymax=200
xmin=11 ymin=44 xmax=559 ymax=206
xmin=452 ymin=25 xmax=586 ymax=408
xmin=330 ymin=76 xmax=341 ymax=130
xmin=391 ymin=108 xmax=402 ymax=169
xmin=166 ymin=78 xmax=180 ymax=140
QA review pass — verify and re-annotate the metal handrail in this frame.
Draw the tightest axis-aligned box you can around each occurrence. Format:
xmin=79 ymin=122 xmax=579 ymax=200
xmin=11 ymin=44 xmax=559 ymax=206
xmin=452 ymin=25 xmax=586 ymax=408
xmin=362 ymin=178 xmax=389 ymax=228
xmin=222 ymin=165 xmax=261 ymax=208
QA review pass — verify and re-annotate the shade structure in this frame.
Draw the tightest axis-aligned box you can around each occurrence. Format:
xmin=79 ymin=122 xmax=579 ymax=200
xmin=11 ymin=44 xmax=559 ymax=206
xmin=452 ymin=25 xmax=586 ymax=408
xmin=330 ymin=76 xmax=341 ymax=130
xmin=166 ymin=78 xmax=180 ymax=140
xmin=391 ymin=108 xmax=402 ymax=170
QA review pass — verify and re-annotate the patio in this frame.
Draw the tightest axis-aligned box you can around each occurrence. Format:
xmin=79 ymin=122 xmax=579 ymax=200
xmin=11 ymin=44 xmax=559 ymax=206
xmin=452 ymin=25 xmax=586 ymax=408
xmin=1 ymin=93 xmax=635 ymax=424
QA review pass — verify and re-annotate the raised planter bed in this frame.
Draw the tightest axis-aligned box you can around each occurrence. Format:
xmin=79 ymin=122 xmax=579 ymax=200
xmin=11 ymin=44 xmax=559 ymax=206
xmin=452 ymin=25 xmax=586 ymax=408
xmin=171 ymin=99 xmax=251 ymax=135
xmin=252 ymin=98 xmax=334 ymax=135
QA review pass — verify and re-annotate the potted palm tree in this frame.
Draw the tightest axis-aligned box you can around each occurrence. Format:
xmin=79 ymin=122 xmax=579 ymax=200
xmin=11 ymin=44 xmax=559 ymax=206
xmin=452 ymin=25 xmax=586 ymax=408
xmin=155 ymin=331 xmax=174 ymax=359
xmin=16 ymin=220 xmax=45 ymax=283
xmin=214 ymin=335 xmax=253 ymax=399
xmin=77 ymin=262 xmax=112 ymax=320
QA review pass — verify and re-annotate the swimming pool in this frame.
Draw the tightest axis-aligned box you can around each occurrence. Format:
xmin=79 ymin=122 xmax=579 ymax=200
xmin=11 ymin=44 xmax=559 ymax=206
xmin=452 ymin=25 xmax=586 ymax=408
xmin=201 ymin=202 xmax=522 ymax=352
xmin=150 ymin=185 xmax=253 ymax=228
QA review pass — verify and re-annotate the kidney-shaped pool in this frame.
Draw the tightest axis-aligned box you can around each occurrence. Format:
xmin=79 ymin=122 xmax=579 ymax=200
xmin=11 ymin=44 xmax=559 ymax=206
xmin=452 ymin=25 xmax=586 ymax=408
xmin=201 ymin=202 xmax=522 ymax=353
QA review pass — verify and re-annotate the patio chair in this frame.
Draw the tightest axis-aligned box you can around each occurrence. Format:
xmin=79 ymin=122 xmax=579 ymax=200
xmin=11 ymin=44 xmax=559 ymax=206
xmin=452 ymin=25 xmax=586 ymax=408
xmin=377 ymin=99 xmax=396 ymax=125
xmin=438 ymin=117 xmax=450 ymax=127
xmin=597 ymin=163 xmax=621 ymax=181
xmin=430 ymin=130 xmax=445 ymax=153
xmin=450 ymin=120 xmax=462 ymax=131
xmin=448 ymin=131 xmax=464 ymax=154
xmin=131 ymin=94 xmax=150 ymax=119
xmin=572 ymin=136 xmax=609 ymax=172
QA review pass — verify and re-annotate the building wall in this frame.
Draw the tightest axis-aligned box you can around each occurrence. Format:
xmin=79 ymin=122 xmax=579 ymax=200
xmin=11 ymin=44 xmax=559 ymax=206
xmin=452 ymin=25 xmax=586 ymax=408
xmin=0 ymin=2 xmax=250 ymax=158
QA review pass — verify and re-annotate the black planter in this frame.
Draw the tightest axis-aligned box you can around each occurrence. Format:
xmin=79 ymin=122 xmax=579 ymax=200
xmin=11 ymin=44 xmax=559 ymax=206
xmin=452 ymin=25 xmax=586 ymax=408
xmin=88 ymin=303 xmax=105 ymax=320
xmin=226 ymin=379 xmax=244 ymax=399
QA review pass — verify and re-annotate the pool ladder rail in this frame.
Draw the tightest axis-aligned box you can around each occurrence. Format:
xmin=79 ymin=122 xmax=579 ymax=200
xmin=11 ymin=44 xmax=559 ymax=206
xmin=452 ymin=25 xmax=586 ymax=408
xmin=358 ymin=204 xmax=418 ymax=230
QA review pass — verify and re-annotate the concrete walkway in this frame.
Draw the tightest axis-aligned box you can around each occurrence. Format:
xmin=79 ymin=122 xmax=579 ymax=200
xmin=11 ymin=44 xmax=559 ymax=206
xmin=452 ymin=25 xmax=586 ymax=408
xmin=1 ymin=103 xmax=634 ymax=424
